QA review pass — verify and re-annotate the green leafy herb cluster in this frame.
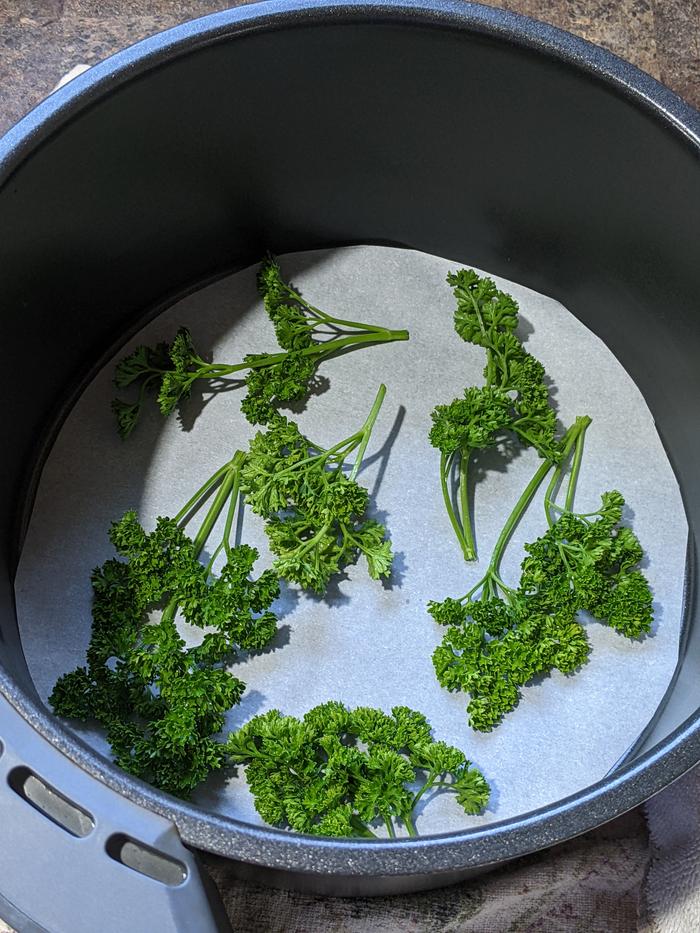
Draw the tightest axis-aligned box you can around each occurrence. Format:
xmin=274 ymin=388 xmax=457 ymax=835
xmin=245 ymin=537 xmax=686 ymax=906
xmin=54 ymin=256 xmax=657 ymax=832
xmin=112 ymin=257 xmax=409 ymax=438
xmin=428 ymin=270 xmax=653 ymax=731
xmin=226 ymin=702 xmax=489 ymax=837
xmin=429 ymin=269 xmax=561 ymax=560
xmin=50 ymin=453 xmax=280 ymax=797
xmin=241 ymin=386 xmax=392 ymax=593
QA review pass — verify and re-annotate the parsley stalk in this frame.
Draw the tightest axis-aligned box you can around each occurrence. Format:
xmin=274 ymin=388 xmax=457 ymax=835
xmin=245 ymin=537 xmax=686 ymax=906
xmin=544 ymin=417 xmax=587 ymax=522
xmin=156 ymin=331 xmax=407 ymax=382
xmin=188 ymin=451 xmax=245 ymax=560
xmin=226 ymin=702 xmax=490 ymax=837
xmin=113 ymin=257 xmax=409 ymax=438
xmin=240 ymin=386 xmax=394 ymax=592
xmin=349 ymin=383 xmax=385 ymax=480
xmin=448 ymin=417 xmax=592 ymax=610
xmin=430 ymin=269 xmax=561 ymax=561
xmin=49 ymin=451 xmax=281 ymax=797
xmin=431 ymin=415 xmax=653 ymax=731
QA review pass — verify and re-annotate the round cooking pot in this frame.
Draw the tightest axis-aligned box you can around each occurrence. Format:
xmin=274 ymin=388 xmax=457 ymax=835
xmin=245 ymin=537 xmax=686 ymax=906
xmin=1 ymin=2 xmax=699 ymax=930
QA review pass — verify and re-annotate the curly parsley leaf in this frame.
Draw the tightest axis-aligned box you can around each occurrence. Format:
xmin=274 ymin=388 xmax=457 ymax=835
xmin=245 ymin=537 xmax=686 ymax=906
xmin=226 ymin=703 xmax=489 ymax=837
xmin=241 ymin=385 xmax=394 ymax=593
xmin=50 ymin=456 xmax=280 ymax=798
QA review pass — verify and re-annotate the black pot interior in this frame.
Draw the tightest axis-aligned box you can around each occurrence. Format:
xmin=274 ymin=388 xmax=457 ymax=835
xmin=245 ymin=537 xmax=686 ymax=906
xmin=1 ymin=9 xmax=699 ymax=835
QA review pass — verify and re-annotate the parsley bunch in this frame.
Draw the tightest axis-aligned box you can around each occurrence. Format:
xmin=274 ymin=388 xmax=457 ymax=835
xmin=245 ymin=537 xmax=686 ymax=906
xmin=241 ymin=384 xmax=393 ymax=593
xmin=51 ymin=385 xmax=396 ymax=794
xmin=429 ymin=269 xmax=561 ymax=560
xmin=50 ymin=452 xmax=280 ymax=797
xmin=430 ymin=417 xmax=653 ymax=731
xmin=226 ymin=702 xmax=489 ymax=837
xmin=112 ymin=257 xmax=409 ymax=438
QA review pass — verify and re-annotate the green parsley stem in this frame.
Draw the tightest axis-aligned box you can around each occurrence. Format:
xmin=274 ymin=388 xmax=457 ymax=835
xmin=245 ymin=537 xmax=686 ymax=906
xmin=191 ymin=453 xmax=245 ymax=561
xmin=544 ymin=416 xmax=592 ymax=525
xmin=236 ymin=386 xmax=385 ymax=504
xmin=163 ymin=452 xmax=246 ymax=621
xmin=289 ymin=522 xmax=331 ymax=561
xmin=549 ymin=505 xmax=597 ymax=519
xmin=403 ymin=813 xmax=418 ymax=837
xmin=204 ymin=541 xmax=224 ymax=577
xmin=470 ymin=291 xmax=489 ymax=340
xmin=440 ymin=452 xmax=474 ymax=560
xmin=308 ymin=308 xmax=398 ymax=335
xmin=514 ymin=425 xmax=546 ymax=450
xmin=565 ymin=422 xmax=588 ymax=512
xmin=489 ymin=417 xmax=591 ymax=574
xmin=198 ymin=331 xmax=409 ymax=380
xmin=411 ymin=775 xmax=436 ymax=810
xmin=467 ymin=295 xmax=507 ymax=383
xmin=544 ymin=467 xmax=562 ymax=529
xmin=256 ymin=431 xmax=362 ymax=492
xmin=137 ymin=373 xmax=159 ymax=403
xmin=486 ymin=348 xmax=496 ymax=385
xmin=280 ymin=281 xmax=403 ymax=336
xmin=173 ymin=463 xmax=231 ymax=525
xmin=349 ymin=384 xmax=386 ymax=481
xmin=222 ymin=452 xmax=245 ymax=558
xmin=158 ymin=601 xmax=178 ymax=630
xmin=459 ymin=446 xmax=477 ymax=561
xmin=349 ymin=816 xmax=378 ymax=838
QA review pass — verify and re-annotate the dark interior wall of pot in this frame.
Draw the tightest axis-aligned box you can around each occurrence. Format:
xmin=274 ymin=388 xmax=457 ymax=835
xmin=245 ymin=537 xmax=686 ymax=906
xmin=0 ymin=21 xmax=699 ymax=726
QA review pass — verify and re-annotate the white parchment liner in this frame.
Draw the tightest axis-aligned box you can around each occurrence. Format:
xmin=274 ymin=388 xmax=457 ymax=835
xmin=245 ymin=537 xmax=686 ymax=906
xmin=14 ymin=246 xmax=688 ymax=834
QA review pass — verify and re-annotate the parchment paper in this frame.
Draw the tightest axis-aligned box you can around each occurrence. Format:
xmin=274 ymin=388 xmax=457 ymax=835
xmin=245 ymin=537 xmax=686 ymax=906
xmin=14 ymin=246 xmax=688 ymax=835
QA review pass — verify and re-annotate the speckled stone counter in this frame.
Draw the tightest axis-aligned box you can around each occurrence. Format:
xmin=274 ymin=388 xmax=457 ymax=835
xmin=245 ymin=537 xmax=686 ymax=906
xmin=0 ymin=0 xmax=698 ymax=136
xmin=0 ymin=3 xmax=697 ymax=932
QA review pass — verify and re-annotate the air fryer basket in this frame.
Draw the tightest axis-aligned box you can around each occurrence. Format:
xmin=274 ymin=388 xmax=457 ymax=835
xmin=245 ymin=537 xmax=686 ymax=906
xmin=1 ymin=1 xmax=699 ymax=930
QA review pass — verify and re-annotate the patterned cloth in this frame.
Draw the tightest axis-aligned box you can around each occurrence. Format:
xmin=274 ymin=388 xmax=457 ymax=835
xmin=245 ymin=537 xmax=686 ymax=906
xmin=200 ymin=765 xmax=700 ymax=931
xmin=203 ymin=808 xmax=650 ymax=931
xmin=645 ymin=764 xmax=700 ymax=933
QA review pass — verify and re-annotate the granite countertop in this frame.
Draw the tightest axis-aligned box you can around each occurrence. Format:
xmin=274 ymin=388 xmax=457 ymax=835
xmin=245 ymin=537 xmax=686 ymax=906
xmin=0 ymin=0 xmax=697 ymax=135
xmin=0 ymin=3 xmax=697 ymax=932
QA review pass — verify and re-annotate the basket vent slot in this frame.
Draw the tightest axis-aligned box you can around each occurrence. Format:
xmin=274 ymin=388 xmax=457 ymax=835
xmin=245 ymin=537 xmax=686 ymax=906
xmin=8 ymin=766 xmax=94 ymax=837
xmin=106 ymin=834 xmax=187 ymax=886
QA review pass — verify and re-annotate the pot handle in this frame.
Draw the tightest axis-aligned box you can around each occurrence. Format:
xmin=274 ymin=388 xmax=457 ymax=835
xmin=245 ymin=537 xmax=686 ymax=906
xmin=0 ymin=692 xmax=231 ymax=933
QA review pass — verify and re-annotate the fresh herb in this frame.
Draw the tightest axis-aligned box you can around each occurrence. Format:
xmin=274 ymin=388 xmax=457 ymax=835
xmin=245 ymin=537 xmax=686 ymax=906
xmin=429 ymin=269 xmax=561 ymax=560
xmin=51 ymin=388 xmax=395 ymax=794
xmin=50 ymin=451 xmax=279 ymax=797
xmin=226 ymin=702 xmax=489 ymax=837
xmin=112 ymin=257 xmax=409 ymax=438
xmin=430 ymin=416 xmax=653 ymax=731
xmin=241 ymin=384 xmax=393 ymax=593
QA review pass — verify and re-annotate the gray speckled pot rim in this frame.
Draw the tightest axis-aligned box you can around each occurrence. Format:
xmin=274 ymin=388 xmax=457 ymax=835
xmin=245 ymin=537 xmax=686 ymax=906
xmin=1 ymin=0 xmax=699 ymax=876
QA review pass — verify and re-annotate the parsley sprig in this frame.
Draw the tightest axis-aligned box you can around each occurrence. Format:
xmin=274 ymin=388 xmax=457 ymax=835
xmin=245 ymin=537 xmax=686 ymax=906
xmin=50 ymin=451 xmax=280 ymax=797
xmin=430 ymin=417 xmax=653 ymax=731
xmin=429 ymin=269 xmax=561 ymax=560
xmin=226 ymin=702 xmax=489 ymax=837
xmin=112 ymin=257 xmax=409 ymax=438
xmin=241 ymin=384 xmax=393 ymax=592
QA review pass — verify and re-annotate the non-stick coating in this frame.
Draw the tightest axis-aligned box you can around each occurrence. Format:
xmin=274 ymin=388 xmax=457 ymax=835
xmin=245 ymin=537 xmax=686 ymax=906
xmin=0 ymin=0 xmax=699 ymax=888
